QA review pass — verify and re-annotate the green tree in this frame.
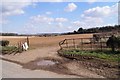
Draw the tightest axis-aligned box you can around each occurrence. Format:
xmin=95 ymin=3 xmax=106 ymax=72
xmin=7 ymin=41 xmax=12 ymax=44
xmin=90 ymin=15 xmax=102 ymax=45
xmin=107 ymin=35 xmax=120 ymax=51
xmin=0 ymin=40 xmax=9 ymax=46
xmin=77 ymin=27 xmax=84 ymax=33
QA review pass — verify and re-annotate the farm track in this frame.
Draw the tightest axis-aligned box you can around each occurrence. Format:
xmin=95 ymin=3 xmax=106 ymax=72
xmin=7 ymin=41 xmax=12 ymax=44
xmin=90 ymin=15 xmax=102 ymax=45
xmin=1 ymin=46 xmax=103 ymax=78
xmin=0 ymin=34 xmax=105 ymax=78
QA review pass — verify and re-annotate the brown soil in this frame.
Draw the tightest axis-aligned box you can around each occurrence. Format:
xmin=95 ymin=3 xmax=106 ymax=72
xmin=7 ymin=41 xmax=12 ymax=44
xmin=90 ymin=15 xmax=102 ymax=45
xmin=22 ymin=57 xmax=103 ymax=78
xmin=1 ymin=55 xmax=103 ymax=78
xmin=77 ymin=59 xmax=119 ymax=78
xmin=58 ymin=51 xmax=120 ymax=78
xmin=22 ymin=57 xmax=77 ymax=76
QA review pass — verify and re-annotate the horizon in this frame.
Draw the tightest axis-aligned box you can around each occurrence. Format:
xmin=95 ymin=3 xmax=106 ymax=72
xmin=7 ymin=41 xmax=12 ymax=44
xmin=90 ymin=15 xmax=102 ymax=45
xmin=1 ymin=0 xmax=119 ymax=34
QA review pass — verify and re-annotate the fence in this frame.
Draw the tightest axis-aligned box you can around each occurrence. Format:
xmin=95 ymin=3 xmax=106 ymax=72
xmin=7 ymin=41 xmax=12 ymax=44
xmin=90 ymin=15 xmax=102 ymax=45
xmin=17 ymin=37 xmax=29 ymax=52
xmin=59 ymin=37 xmax=112 ymax=51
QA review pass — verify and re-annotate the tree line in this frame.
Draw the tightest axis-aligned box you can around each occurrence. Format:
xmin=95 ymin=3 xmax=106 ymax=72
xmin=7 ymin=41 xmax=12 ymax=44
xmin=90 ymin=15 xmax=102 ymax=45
xmin=1 ymin=25 xmax=120 ymax=36
xmin=63 ymin=25 xmax=120 ymax=35
xmin=0 ymin=33 xmax=18 ymax=36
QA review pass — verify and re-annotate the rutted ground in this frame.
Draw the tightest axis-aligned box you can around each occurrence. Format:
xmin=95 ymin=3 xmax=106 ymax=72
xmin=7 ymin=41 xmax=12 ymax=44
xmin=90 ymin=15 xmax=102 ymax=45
xmin=1 ymin=46 xmax=103 ymax=78
xmin=1 ymin=60 xmax=80 ymax=78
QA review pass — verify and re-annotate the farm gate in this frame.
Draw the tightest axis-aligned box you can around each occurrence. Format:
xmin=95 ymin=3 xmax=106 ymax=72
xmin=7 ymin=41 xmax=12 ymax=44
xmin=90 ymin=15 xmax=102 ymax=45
xmin=59 ymin=37 xmax=111 ymax=51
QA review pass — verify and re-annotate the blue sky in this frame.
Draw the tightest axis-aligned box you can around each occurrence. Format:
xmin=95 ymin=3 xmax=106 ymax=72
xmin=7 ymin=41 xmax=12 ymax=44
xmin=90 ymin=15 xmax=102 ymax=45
xmin=1 ymin=0 xmax=119 ymax=34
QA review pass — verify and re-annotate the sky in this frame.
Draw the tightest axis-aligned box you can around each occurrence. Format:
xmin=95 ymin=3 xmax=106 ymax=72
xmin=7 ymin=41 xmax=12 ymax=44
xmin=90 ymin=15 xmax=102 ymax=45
xmin=1 ymin=0 xmax=119 ymax=34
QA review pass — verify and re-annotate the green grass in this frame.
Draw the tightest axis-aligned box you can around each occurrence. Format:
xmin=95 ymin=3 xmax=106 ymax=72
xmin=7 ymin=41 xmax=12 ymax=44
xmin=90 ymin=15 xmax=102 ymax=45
xmin=62 ymin=49 xmax=120 ymax=62
xmin=0 ymin=46 xmax=20 ymax=54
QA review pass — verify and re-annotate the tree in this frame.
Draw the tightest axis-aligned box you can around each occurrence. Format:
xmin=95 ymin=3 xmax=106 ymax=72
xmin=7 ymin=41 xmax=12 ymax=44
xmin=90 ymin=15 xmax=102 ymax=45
xmin=73 ymin=30 xmax=77 ymax=34
xmin=0 ymin=40 xmax=9 ymax=46
xmin=77 ymin=27 xmax=84 ymax=33
xmin=106 ymin=35 xmax=120 ymax=52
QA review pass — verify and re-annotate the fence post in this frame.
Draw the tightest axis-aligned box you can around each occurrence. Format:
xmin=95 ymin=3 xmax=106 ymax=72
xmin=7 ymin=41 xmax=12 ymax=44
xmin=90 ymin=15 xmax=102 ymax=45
xmin=18 ymin=41 xmax=23 ymax=52
xmin=66 ymin=40 xmax=68 ymax=48
xmin=90 ymin=38 xmax=92 ymax=51
xmin=59 ymin=43 xmax=62 ymax=50
xmin=81 ymin=38 xmax=83 ymax=50
xmin=100 ymin=38 xmax=103 ymax=51
xmin=18 ymin=42 xmax=20 ymax=52
xmin=27 ymin=36 xmax=29 ymax=47
xmin=73 ymin=39 xmax=76 ymax=49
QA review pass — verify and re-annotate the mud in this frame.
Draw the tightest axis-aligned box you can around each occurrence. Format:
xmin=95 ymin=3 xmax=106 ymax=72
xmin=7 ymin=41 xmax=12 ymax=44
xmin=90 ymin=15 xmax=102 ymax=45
xmin=58 ymin=52 xmax=120 ymax=78
xmin=1 ymin=54 xmax=118 ymax=78
xmin=22 ymin=57 xmax=81 ymax=77
xmin=21 ymin=57 xmax=104 ymax=78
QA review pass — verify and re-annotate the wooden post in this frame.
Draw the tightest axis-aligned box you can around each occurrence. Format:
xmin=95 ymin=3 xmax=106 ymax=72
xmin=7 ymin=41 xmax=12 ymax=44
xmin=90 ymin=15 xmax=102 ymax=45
xmin=81 ymin=38 xmax=83 ymax=50
xmin=59 ymin=43 xmax=62 ymax=50
xmin=21 ymin=41 xmax=23 ymax=51
xmin=66 ymin=40 xmax=68 ymax=48
xmin=17 ymin=42 xmax=19 ymax=52
xmin=18 ymin=42 xmax=20 ymax=52
xmin=27 ymin=36 xmax=29 ymax=47
xmin=73 ymin=39 xmax=76 ymax=49
xmin=100 ymin=39 xmax=103 ymax=51
xmin=91 ymin=38 xmax=92 ymax=51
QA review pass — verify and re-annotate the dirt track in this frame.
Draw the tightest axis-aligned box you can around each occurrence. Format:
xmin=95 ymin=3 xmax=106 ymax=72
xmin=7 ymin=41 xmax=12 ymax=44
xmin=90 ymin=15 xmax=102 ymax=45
xmin=1 ymin=34 xmax=105 ymax=78
xmin=1 ymin=59 xmax=81 ymax=78
xmin=2 ymin=46 xmax=103 ymax=78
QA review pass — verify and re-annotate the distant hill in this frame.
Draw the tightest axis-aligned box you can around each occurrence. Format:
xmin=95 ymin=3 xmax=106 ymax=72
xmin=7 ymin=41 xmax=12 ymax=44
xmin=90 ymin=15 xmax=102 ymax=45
xmin=62 ymin=25 xmax=120 ymax=35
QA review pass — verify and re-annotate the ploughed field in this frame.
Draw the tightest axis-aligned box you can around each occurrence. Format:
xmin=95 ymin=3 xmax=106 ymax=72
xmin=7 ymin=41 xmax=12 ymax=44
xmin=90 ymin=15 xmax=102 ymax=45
xmin=1 ymin=34 xmax=93 ymax=49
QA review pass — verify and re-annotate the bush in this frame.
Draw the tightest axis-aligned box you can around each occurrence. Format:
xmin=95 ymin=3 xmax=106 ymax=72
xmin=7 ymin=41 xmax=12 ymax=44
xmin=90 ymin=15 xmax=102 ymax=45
xmin=0 ymin=40 xmax=9 ymax=46
xmin=107 ymin=35 xmax=120 ymax=51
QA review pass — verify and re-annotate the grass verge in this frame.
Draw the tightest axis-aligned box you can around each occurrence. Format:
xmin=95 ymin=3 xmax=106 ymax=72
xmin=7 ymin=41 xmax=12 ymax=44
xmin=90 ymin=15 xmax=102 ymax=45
xmin=0 ymin=46 xmax=21 ymax=55
xmin=62 ymin=49 xmax=120 ymax=62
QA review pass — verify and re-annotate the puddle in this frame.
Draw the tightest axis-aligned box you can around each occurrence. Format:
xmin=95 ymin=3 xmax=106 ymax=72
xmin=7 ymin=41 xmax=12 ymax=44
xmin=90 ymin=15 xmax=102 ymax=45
xmin=22 ymin=58 xmax=79 ymax=77
xmin=36 ymin=60 xmax=58 ymax=66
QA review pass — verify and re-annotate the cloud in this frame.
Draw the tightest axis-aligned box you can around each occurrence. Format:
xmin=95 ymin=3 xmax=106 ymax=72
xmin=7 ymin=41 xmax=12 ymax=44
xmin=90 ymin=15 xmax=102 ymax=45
xmin=73 ymin=16 xmax=100 ymax=27
xmin=56 ymin=22 xmax=63 ymax=28
xmin=0 ymin=18 xmax=9 ymax=25
xmin=82 ymin=17 xmax=103 ymax=27
xmin=77 ymin=3 xmax=118 ymax=28
xmin=23 ymin=15 xmax=70 ymax=33
xmin=0 ymin=13 xmax=10 ymax=25
xmin=30 ymin=15 xmax=54 ymax=24
xmin=67 ymin=26 xmax=72 ymax=29
xmin=46 ymin=11 xmax=52 ymax=15
xmin=73 ymin=21 xmax=81 ymax=26
xmin=72 ymin=17 xmax=104 ymax=29
xmin=87 ymin=0 xmax=97 ymax=4
xmin=0 ymin=0 xmax=34 ymax=25
xmin=111 ymin=3 xmax=118 ymax=14
xmin=55 ymin=17 xmax=68 ymax=22
xmin=2 ymin=0 xmax=119 ymax=2
xmin=1 ymin=2 xmax=33 ymax=16
xmin=82 ymin=3 xmax=118 ymax=18
xmin=64 ymin=3 xmax=77 ymax=12
xmin=83 ymin=6 xmax=111 ymax=18
xmin=33 ymin=0 xmax=63 ymax=2
xmin=28 ymin=15 xmax=69 ymax=27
